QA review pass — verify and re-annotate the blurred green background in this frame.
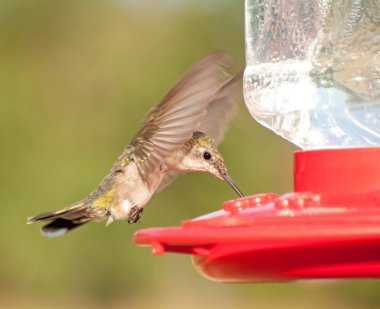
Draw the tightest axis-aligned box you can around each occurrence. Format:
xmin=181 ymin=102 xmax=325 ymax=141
xmin=1 ymin=0 xmax=379 ymax=308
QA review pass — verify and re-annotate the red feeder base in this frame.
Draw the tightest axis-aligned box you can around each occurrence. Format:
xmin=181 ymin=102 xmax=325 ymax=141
xmin=134 ymin=147 xmax=380 ymax=282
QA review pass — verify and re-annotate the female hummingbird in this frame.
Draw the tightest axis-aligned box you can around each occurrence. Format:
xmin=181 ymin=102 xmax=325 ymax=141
xmin=27 ymin=51 xmax=244 ymax=237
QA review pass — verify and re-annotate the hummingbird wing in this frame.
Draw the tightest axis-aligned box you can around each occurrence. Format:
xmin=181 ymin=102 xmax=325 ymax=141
xmin=156 ymin=170 xmax=186 ymax=193
xmin=198 ymin=71 xmax=243 ymax=144
xmin=130 ymin=51 xmax=229 ymax=182
xmin=156 ymin=72 xmax=243 ymax=193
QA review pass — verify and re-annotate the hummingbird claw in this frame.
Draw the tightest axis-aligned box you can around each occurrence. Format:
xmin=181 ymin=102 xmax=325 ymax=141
xmin=128 ymin=206 xmax=144 ymax=224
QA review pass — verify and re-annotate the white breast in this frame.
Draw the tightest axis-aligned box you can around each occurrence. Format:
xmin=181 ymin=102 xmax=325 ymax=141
xmin=109 ymin=161 xmax=163 ymax=221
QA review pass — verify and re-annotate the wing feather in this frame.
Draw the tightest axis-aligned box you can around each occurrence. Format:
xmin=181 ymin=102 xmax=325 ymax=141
xmin=156 ymin=72 xmax=243 ymax=193
xmin=130 ymin=51 xmax=229 ymax=180
xmin=198 ymin=71 xmax=243 ymax=144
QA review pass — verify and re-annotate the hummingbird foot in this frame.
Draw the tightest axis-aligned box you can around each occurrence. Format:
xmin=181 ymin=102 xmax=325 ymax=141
xmin=128 ymin=206 xmax=144 ymax=224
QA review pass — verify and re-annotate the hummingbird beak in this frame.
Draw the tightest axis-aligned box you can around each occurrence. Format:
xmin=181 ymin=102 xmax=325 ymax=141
xmin=222 ymin=172 xmax=244 ymax=198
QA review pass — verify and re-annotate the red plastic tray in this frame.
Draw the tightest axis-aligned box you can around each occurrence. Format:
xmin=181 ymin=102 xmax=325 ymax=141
xmin=134 ymin=148 xmax=380 ymax=282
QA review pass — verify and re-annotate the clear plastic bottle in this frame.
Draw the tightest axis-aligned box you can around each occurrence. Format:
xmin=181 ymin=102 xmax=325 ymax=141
xmin=244 ymin=0 xmax=380 ymax=149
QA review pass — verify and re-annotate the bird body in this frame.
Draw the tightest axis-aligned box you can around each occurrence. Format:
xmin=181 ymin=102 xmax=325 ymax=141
xmin=28 ymin=51 xmax=244 ymax=237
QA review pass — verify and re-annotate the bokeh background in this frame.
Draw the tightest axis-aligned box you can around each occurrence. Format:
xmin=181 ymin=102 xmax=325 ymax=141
xmin=1 ymin=0 xmax=380 ymax=308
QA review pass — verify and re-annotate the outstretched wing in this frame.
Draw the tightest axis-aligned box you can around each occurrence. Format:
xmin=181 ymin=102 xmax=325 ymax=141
xmin=198 ymin=71 xmax=242 ymax=144
xmin=130 ymin=51 xmax=229 ymax=181
xmin=156 ymin=72 xmax=243 ymax=193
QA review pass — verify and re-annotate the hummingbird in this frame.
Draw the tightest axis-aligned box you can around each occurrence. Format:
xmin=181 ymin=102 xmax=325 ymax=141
xmin=27 ymin=51 xmax=244 ymax=237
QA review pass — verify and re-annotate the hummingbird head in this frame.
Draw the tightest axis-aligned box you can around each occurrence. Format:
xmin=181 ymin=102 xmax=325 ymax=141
xmin=179 ymin=131 xmax=244 ymax=197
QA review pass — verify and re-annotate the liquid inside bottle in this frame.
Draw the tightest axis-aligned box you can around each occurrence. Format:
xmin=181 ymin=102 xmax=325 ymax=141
xmin=244 ymin=0 xmax=380 ymax=149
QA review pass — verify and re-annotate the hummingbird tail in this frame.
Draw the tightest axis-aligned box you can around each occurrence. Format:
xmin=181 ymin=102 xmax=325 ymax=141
xmin=27 ymin=202 xmax=92 ymax=237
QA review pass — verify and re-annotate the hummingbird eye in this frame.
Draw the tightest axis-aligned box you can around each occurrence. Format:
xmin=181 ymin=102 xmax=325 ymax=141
xmin=203 ymin=151 xmax=212 ymax=160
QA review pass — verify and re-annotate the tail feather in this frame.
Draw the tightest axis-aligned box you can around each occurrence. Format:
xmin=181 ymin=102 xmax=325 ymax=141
xmin=41 ymin=218 xmax=88 ymax=237
xmin=27 ymin=203 xmax=92 ymax=237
